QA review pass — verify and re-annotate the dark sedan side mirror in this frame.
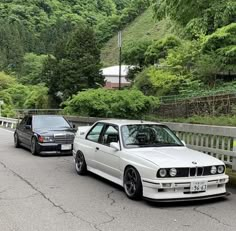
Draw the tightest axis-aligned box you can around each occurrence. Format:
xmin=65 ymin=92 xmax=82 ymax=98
xmin=25 ymin=125 xmax=31 ymax=130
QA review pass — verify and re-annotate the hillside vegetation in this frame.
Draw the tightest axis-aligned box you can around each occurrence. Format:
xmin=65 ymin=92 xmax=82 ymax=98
xmin=0 ymin=0 xmax=151 ymax=115
xmin=0 ymin=0 xmax=236 ymax=121
xmin=101 ymin=8 xmax=173 ymax=66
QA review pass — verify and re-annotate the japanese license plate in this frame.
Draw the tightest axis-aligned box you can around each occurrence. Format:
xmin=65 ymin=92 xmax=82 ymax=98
xmin=61 ymin=144 xmax=72 ymax=150
xmin=190 ymin=181 xmax=207 ymax=192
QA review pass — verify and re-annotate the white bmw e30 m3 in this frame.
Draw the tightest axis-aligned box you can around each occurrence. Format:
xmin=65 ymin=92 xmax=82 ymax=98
xmin=73 ymin=120 xmax=229 ymax=202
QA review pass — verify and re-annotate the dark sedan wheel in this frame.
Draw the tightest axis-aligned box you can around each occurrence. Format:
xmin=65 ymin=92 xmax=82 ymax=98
xmin=124 ymin=166 xmax=142 ymax=200
xmin=75 ymin=151 xmax=87 ymax=175
xmin=31 ymin=137 xmax=38 ymax=155
xmin=14 ymin=133 xmax=20 ymax=148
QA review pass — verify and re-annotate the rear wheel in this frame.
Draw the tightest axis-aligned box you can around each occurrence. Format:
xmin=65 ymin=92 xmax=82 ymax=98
xmin=75 ymin=151 xmax=87 ymax=175
xmin=124 ymin=166 xmax=143 ymax=200
xmin=31 ymin=137 xmax=39 ymax=155
xmin=14 ymin=133 xmax=20 ymax=148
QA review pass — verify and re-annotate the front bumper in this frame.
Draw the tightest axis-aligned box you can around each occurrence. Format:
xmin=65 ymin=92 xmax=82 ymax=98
xmin=142 ymin=175 xmax=229 ymax=201
xmin=37 ymin=143 xmax=73 ymax=155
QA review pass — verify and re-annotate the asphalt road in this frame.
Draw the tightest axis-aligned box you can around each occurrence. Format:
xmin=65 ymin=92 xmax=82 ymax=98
xmin=0 ymin=127 xmax=236 ymax=231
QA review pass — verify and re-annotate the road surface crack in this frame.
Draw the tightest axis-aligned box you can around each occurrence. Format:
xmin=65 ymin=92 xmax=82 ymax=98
xmin=94 ymin=211 xmax=116 ymax=231
xmin=0 ymin=161 xmax=97 ymax=230
xmin=193 ymin=207 xmax=233 ymax=227
xmin=107 ymin=190 xmax=116 ymax=206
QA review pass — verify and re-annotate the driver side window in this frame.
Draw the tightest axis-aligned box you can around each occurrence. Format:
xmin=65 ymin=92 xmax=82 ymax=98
xmin=101 ymin=125 xmax=119 ymax=147
xmin=86 ymin=123 xmax=104 ymax=143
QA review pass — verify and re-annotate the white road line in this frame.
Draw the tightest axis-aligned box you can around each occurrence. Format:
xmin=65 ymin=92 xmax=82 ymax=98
xmin=0 ymin=127 xmax=14 ymax=134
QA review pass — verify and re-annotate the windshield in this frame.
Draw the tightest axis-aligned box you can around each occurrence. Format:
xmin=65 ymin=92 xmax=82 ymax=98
xmin=33 ymin=116 xmax=71 ymax=129
xmin=121 ymin=124 xmax=183 ymax=148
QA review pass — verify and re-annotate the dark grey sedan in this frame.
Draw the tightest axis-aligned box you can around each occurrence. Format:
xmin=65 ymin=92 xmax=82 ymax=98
xmin=14 ymin=115 xmax=75 ymax=155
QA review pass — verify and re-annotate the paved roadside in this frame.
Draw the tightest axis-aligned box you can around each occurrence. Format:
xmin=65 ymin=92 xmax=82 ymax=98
xmin=0 ymin=127 xmax=236 ymax=231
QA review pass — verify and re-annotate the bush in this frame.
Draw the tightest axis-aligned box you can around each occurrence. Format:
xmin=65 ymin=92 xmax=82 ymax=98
xmin=63 ymin=89 xmax=159 ymax=119
xmin=133 ymin=67 xmax=185 ymax=96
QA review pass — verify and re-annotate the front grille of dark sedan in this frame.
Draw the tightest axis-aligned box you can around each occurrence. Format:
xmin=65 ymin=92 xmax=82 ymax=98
xmin=54 ymin=134 xmax=74 ymax=144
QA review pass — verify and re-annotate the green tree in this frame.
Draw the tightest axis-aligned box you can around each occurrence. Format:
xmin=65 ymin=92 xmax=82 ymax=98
xmin=201 ymin=23 xmax=236 ymax=72
xmin=19 ymin=53 xmax=48 ymax=85
xmin=133 ymin=67 xmax=185 ymax=96
xmin=152 ymin=0 xmax=236 ymax=38
xmin=145 ymin=36 xmax=181 ymax=65
xmin=42 ymin=24 xmax=104 ymax=103
xmin=122 ymin=40 xmax=151 ymax=66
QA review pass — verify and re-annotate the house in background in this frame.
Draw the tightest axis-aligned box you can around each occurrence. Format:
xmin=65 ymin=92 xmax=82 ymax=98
xmin=101 ymin=65 xmax=132 ymax=89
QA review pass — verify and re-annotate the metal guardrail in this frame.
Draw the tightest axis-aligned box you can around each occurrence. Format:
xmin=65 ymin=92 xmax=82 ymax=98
xmin=0 ymin=116 xmax=18 ymax=129
xmin=162 ymin=122 xmax=236 ymax=171
xmin=1 ymin=116 xmax=236 ymax=170
xmin=65 ymin=116 xmax=236 ymax=171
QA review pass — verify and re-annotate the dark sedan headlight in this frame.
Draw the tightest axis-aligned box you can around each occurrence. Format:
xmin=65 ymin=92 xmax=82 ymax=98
xmin=38 ymin=135 xmax=54 ymax=143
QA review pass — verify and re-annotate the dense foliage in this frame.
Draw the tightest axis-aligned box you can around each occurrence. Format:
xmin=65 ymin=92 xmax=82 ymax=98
xmin=42 ymin=24 xmax=104 ymax=105
xmin=1 ymin=0 xmax=236 ymax=119
xmin=63 ymin=89 xmax=159 ymax=118
xmin=152 ymin=0 xmax=236 ymax=38
xmin=121 ymin=1 xmax=236 ymax=100
xmin=0 ymin=0 xmax=150 ymax=115
xmin=0 ymin=72 xmax=49 ymax=117
xmin=0 ymin=0 xmax=150 ymax=72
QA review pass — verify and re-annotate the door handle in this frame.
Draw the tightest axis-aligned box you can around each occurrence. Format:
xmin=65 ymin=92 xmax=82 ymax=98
xmin=96 ymin=147 xmax=99 ymax=150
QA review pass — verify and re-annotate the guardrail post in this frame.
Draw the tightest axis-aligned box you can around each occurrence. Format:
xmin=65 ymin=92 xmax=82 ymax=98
xmin=233 ymin=138 xmax=236 ymax=171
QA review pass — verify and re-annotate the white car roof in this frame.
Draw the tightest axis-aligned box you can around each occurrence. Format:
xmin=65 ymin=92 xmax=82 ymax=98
xmin=96 ymin=119 xmax=163 ymax=126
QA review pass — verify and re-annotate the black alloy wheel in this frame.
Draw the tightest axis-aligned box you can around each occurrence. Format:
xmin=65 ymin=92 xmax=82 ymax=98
xmin=14 ymin=133 xmax=20 ymax=148
xmin=124 ymin=166 xmax=142 ymax=200
xmin=31 ymin=137 xmax=38 ymax=155
xmin=75 ymin=151 xmax=87 ymax=175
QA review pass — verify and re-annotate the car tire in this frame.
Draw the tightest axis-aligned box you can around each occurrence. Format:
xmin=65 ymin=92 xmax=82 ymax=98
xmin=14 ymin=133 xmax=20 ymax=148
xmin=75 ymin=151 xmax=87 ymax=175
xmin=31 ymin=137 xmax=39 ymax=156
xmin=124 ymin=166 xmax=143 ymax=200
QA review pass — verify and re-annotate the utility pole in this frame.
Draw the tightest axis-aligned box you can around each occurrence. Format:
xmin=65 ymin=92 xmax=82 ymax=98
xmin=118 ymin=31 xmax=122 ymax=90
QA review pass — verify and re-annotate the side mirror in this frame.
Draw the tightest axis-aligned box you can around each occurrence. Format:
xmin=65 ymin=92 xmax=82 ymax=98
xmin=110 ymin=142 xmax=120 ymax=151
xmin=25 ymin=125 xmax=31 ymax=130
xmin=181 ymin=140 xmax=186 ymax=146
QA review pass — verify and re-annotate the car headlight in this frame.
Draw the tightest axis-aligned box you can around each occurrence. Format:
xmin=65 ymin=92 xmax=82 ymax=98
xmin=211 ymin=166 xmax=217 ymax=174
xmin=217 ymin=165 xmax=225 ymax=174
xmin=169 ymin=168 xmax=177 ymax=177
xmin=38 ymin=136 xmax=54 ymax=143
xmin=158 ymin=169 xmax=167 ymax=178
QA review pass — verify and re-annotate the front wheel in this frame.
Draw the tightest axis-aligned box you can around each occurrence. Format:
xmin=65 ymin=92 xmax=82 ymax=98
xmin=31 ymin=137 xmax=39 ymax=155
xmin=124 ymin=166 xmax=143 ymax=200
xmin=14 ymin=133 xmax=20 ymax=148
xmin=75 ymin=151 xmax=87 ymax=175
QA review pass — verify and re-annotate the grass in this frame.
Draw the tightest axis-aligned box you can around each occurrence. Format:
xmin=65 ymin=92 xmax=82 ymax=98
xmin=144 ymin=115 xmax=236 ymax=127
xmin=101 ymin=7 xmax=173 ymax=67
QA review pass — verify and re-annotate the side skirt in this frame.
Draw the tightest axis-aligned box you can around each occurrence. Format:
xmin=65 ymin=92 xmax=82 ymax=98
xmin=87 ymin=166 xmax=123 ymax=187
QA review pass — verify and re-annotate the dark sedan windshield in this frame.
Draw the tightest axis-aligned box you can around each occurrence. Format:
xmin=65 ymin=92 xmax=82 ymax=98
xmin=121 ymin=124 xmax=183 ymax=148
xmin=33 ymin=116 xmax=71 ymax=129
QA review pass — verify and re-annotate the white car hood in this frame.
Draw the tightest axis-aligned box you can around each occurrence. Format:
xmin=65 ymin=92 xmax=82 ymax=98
xmin=126 ymin=146 xmax=223 ymax=168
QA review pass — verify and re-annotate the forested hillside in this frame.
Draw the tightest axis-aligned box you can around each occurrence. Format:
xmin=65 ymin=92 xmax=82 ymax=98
xmin=1 ymin=0 xmax=236 ymax=120
xmin=118 ymin=0 xmax=236 ymax=98
xmin=101 ymin=8 xmax=173 ymax=66
xmin=0 ymin=0 xmax=150 ymax=116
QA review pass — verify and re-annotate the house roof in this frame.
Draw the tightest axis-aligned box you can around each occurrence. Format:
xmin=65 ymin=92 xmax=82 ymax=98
xmin=101 ymin=65 xmax=133 ymax=77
